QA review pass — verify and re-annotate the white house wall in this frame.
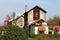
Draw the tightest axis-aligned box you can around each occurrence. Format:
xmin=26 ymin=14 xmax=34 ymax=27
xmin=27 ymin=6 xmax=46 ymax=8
xmin=16 ymin=17 xmax=24 ymax=28
xmin=34 ymin=27 xmax=38 ymax=35
xmin=12 ymin=17 xmax=24 ymax=28
xmin=44 ymin=26 xmax=49 ymax=34
xmin=28 ymin=10 xmax=33 ymax=25
xmin=40 ymin=10 xmax=46 ymax=21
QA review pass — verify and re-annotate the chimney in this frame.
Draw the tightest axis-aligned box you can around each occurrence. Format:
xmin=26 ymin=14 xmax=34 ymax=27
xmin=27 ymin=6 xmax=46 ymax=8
xmin=25 ymin=5 xmax=27 ymax=12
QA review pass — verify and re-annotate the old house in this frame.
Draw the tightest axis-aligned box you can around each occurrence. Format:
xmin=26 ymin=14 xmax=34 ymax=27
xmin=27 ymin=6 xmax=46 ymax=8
xmin=4 ymin=6 xmax=49 ymax=34
xmin=24 ymin=6 xmax=48 ymax=34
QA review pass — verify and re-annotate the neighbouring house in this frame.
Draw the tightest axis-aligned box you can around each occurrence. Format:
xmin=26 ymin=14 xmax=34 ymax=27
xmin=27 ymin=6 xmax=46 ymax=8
xmin=9 ymin=15 xmax=24 ymax=28
xmin=4 ymin=6 xmax=49 ymax=35
xmin=56 ymin=27 xmax=60 ymax=34
xmin=4 ymin=15 xmax=24 ymax=28
xmin=48 ymin=26 xmax=60 ymax=34
xmin=54 ymin=26 xmax=60 ymax=34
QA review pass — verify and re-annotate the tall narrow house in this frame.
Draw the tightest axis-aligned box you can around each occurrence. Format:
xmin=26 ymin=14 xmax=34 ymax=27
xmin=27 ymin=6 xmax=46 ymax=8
xmin=24 ymin=6 xmax=47 ymax=34
xmin=24 ymin=6 xmax=46 ymax=25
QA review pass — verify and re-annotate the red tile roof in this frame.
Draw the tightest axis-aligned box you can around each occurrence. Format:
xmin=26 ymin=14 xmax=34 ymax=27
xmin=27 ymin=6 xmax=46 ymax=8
xmin=55 ymin=26 xmax=60 ymax=31
xmin=49 ymin=26 xmax=60 ymax=30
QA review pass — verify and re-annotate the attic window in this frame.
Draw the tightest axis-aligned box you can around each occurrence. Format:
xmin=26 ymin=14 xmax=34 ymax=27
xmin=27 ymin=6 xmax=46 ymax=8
xmin=35 ymin=12 xmax=38 ymax=17
xmin=33 ymin=8 xmax=40 ymax=20
xmin=34 ymin=12 xmax=39 ymax=20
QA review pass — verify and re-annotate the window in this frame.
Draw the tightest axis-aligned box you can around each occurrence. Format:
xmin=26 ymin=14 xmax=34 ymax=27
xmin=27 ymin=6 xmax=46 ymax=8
xmin=33 ymin=8 xmax=40 ymax=20
xmin=20 ymin=23 xmax=23 ymax=26
xmin=34 ymin=12 xmax=39 ymax=20
xmin=20 ymin=18 xmax=23 ymax=26
xmin=35 ymin=12 xmax=38 ymax=18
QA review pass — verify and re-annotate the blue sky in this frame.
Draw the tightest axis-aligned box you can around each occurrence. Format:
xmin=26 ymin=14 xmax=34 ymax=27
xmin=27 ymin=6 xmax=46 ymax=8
xmin=0 ymin=0 xmax=60 ymax=25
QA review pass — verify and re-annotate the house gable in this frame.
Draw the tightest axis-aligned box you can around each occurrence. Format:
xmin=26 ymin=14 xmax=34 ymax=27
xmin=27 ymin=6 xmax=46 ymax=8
xmin=24 ymin=6 xmax=47 ymax=14
xmin=24 ymin=6 xmax=47 ymax=25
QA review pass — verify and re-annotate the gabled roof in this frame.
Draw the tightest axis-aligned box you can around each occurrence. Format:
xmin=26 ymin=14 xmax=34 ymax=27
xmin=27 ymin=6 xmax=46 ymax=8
xmin=24 ymin=6 xmax=47 ymax=14
xmin=9 ymin=15 xmax=24 ymax=22
xmin=9 ymin=6 xmax=46 ymax=22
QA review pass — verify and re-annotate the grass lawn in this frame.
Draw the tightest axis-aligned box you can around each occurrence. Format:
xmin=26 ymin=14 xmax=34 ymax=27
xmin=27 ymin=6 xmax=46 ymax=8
xmin=28 ymin=38 xmax=36 ymax=40
xmin=28 ymin=34 xmax=60 ymax=40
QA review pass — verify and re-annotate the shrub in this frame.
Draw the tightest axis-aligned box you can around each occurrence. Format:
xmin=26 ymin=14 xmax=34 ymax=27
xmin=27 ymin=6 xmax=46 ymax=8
xmin=29 ymin=32 xmax=37 ymax=38
xmin=36 ymin=34 xmax=55 ymax=40
xmin=0 ymin=25 xmax=28 ymax=40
